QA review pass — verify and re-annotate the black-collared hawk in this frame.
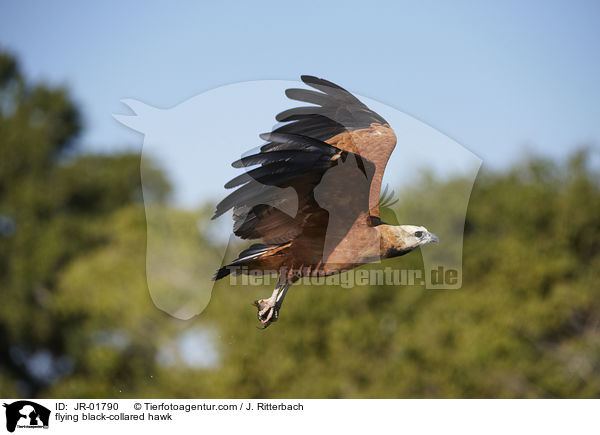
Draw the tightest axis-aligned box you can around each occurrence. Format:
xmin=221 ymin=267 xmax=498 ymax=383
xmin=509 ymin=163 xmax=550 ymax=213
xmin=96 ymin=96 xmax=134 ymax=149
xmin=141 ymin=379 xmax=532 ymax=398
xmin=213 ymin=76 xmax=439 ymax=328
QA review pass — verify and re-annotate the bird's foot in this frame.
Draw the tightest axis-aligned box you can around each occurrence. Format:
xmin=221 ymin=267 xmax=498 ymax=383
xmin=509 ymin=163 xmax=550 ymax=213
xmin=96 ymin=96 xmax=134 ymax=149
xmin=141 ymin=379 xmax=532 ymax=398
xmin=253 ymin=297 xmax=280 ymax=329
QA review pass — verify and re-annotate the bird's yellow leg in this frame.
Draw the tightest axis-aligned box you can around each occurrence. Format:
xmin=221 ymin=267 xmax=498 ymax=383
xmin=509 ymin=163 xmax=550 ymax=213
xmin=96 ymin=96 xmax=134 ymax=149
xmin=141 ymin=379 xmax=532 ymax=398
xmin=254 ymin=280 xmax=289 ymax=329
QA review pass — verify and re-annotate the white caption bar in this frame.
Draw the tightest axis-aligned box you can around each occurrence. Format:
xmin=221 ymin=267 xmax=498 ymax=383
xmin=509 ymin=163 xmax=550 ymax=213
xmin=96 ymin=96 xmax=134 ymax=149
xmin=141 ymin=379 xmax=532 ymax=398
xmin=1 ymin=399 xmax=597 ymax=434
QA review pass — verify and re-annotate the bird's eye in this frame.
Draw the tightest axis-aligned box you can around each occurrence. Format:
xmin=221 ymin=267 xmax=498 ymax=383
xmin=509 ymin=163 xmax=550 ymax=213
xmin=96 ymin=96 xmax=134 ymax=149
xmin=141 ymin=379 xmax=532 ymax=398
xmin=414 ymin=231 xmax=424 ymax=238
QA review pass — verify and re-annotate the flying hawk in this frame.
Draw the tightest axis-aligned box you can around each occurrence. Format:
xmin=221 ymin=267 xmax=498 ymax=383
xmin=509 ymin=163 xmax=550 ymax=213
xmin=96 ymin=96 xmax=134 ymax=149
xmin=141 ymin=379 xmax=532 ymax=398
xmin=212 ymin=76 xmax=439 ymax=328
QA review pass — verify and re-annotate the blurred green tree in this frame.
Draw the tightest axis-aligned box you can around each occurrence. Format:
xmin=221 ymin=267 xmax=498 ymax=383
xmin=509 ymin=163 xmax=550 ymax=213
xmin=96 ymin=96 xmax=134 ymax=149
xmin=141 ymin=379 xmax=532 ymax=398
xmin=0 ymin=51 xmax=169 ymax=396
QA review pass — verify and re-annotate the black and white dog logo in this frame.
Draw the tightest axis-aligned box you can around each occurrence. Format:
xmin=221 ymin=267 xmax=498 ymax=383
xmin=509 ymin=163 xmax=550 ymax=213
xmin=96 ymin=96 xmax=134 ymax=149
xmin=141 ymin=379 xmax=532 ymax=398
xmin=3 ymin=401 xmax=50 ymax=432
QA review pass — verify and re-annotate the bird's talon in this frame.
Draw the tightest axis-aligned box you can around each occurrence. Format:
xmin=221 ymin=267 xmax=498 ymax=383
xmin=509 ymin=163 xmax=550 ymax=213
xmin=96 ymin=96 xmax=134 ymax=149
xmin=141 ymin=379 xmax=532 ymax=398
xmin=254 ymin=299 xmax=281 ymax=329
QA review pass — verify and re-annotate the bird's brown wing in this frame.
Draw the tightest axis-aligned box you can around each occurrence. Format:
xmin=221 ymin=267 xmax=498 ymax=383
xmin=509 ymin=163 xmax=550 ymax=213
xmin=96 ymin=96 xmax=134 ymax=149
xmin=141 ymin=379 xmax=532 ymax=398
xmin=212 ymin=131 xmax=375 ymax=247
xmin=279 ymin=75 xmax=397 ymax=218
xmin=212 ymin=75 xmax=388 ymax=246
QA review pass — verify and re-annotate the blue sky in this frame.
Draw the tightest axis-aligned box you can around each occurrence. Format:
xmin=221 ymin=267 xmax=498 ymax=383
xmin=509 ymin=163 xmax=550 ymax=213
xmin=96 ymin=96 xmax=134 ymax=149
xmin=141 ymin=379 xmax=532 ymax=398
xmin=1 ymin=0 xmax=599 ymax=199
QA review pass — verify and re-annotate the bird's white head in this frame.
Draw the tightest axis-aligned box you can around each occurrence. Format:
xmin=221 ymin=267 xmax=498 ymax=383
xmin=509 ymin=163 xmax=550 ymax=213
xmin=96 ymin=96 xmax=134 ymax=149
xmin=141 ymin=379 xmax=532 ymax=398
xmin=379 ymin=224 xmax=439 ymax=258
xmin=397 ymin=225 xmax=440 ymax=248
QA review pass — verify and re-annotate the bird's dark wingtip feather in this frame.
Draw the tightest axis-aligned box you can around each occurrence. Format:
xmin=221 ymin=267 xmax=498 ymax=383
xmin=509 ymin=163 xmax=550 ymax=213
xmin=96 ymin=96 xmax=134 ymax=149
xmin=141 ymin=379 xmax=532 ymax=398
xmin=300 ymin=74 xmax=316 ymax=82
xmin=301 ymin=75 xmax=345 ymax=91
xmin=275 ymin=111 xmax=288 ymax=122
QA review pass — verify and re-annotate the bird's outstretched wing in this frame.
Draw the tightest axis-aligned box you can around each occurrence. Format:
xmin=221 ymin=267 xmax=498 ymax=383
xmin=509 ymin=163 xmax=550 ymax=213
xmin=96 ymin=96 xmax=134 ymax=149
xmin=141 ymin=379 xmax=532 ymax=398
xmin=279 ymin=75 xmax=397 ymax=217
xmin=212 ymin=76 xmax=393 ymax=245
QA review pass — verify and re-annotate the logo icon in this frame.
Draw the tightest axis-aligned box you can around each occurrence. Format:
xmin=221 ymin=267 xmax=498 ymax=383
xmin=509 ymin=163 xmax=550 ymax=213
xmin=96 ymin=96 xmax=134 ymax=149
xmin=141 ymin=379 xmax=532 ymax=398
xmin=3 ymin=401 xmax=50 ymax=433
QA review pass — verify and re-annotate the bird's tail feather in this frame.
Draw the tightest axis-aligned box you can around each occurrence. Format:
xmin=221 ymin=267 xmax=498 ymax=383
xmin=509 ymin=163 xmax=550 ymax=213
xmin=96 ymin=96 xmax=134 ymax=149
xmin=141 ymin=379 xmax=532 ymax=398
xmin=212 ymin=243 xmax=285 ymax=281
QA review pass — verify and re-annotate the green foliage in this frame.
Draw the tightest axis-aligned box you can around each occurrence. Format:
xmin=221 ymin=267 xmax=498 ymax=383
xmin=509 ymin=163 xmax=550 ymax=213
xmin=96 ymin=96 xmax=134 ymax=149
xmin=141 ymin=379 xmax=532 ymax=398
xmin=1 ymin=50 xmax=599 ymax=398
xmin=0 ymin=52 xmax=169 ymax=396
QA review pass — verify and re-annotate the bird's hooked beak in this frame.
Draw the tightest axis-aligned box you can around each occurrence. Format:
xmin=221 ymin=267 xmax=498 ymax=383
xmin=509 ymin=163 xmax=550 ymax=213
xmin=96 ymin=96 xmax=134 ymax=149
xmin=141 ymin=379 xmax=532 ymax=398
xmin=427 ymin=232 xmax=440 ymax=243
